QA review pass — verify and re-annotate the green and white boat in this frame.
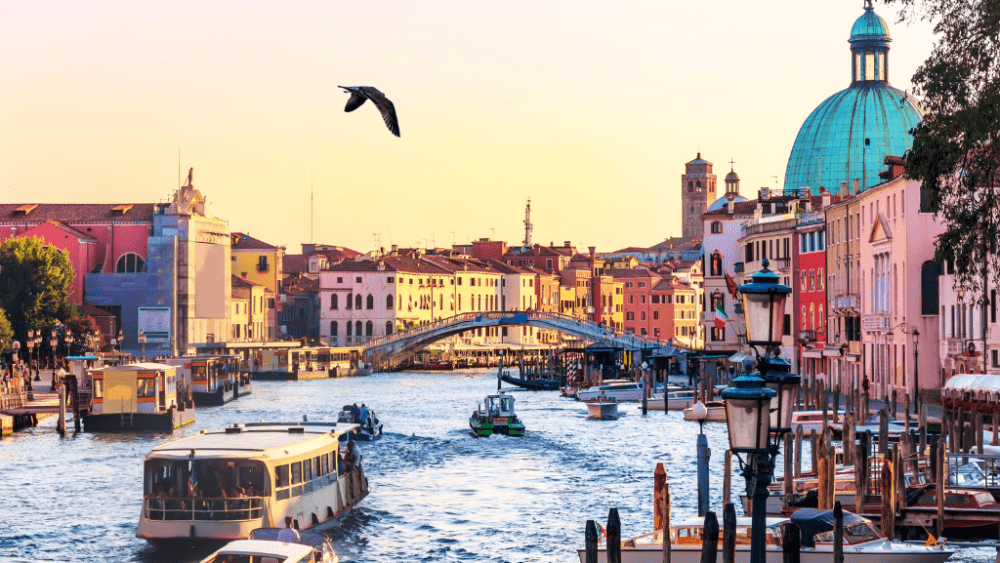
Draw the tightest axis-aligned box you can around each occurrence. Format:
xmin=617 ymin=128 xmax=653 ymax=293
xmin=469 ymin=391 xmax=525 ymax=437
xmin=470 ymin=357 xmax=525 ymax=437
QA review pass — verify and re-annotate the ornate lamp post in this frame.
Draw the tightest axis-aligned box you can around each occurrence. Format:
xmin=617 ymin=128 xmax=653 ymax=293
xmin=692 ymin=400 xmax=711 ymax=516
xmin=912 ymin=328 xmax=920 ymax=413
xmin=139 ymin=329 xmax=147 ymax=362
xmin=11 ymin=339 xmax=20 ymax=366
xmin=722 ymin=258 xmax=799 ymax=563
xmin=50 ymin=330 xmax=57 ymax=368
xmin=65 ymin=333 xmax=75 ymax=358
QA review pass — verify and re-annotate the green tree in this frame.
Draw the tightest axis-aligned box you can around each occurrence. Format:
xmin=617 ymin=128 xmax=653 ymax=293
xmin=0 ymin=236 xmax=76 ymax=338
xmin=889 ymin=0 xmax=999 ymax=352
xmin=0 ymin=308 xmax=13 ymax=352
xmin=65 ymin=315 xmax=103 ymax=354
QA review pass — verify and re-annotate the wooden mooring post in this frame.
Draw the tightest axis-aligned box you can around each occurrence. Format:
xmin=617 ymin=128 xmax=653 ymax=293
xmin=662 ymin=477 xmax=671 ymax=563
xmin=782 ymin=522 xmax=801 ymax=563
xmin=722 ymin=504 xmax=736 ymax=563
xmin=723 ymin=450 xmax=732 ymax=509
xmin=654 ymin=463 xmax=667 ymax=531
xmin=607 ymin=508 xmax=621 ymax=563
xmin=585 ymin=520 xmax=598 ymax=563
xmin=699 ymin=511 xmax=718 ymax=563
xmin=833 ymin=501 xmax=845 ymax=563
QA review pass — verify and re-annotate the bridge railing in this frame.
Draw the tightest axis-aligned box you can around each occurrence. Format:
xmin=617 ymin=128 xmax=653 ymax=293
xmin=363 ymin=309 xmax=672 ymax=353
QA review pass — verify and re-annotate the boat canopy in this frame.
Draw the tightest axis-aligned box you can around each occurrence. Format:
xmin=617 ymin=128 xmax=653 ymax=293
xmin=944 ymin=374 xmax=1000 ymax=392
xmin=789 ymin=508 xmax=868 ymax=547
xmin=249 ymin=528 xmax=328 ymax=549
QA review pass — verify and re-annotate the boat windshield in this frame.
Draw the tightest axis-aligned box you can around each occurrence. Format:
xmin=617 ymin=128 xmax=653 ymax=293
xmin=813 ymin=522 xmax=882 ymax=544
xmin=667 ymin=525 xmax=780 ymax=546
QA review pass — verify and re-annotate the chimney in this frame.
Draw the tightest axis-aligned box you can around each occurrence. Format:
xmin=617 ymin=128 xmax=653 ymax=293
xmin=588 ymin=246 xmax=595 ymax=260
xmin=839 ymin=181 xmax=849 ymax=198
xmin=391 ymin=244 xmax=398 ymax=254
xmin=852 ymin=178 xmax=860 ymax=195
xmin=821 ymin=189 xmax=831 ymax=208
xmin=564 ymin=241 xmax=571 ymax=247
xmin=727 ymin=193 xmax=736 ymax=214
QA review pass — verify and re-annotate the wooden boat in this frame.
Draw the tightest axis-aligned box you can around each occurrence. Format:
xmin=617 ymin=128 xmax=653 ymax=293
xmin=585 ymin=397 xmax=619 ymax=420
xmin=577 ymin=509 xmax=953 ymax=563
xmin=83 ymin=362 xmax=195 ymax=432
xmin=560 ymin=386 xmax=579 ymax=398
xmin=789 ymin=410 xmax=847 ymax=434
xmin=137 ymin=420 xmax=368 ymax=546
xmin=501 ymin=371 xmax=561 ymax=391
xmin=470 ymin=391 xmax=525 ymax=437
xmin=644 ymin=388 xmax=697 ymax=411
xmin=336 ymin=404 xmax=383 ymax=441
xmin=682 ymin=400 xmax=726 ymax=422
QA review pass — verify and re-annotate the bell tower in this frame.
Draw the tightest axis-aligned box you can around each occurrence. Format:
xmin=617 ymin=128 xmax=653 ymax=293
xmin=681 ymin=153 xmax=716 ymax=239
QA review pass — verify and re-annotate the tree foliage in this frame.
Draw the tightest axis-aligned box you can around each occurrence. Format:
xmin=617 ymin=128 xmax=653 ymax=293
xmin=64 ymin=315 xmax=103 ymax=353
xmin=0 ymin=236 xmax=76 ymax=338
xmin=0 ymin=308 xmax=13 ymax=352
xmin=889 ymin=0 xmax=1000 ymax=304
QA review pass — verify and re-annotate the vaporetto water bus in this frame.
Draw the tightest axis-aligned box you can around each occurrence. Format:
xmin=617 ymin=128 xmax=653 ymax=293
xmin=137 ymin=420 xmax=369 ymax=547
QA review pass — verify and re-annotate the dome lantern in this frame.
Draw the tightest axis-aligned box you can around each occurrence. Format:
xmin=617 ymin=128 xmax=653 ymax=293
xmin=849 ymin=0 xmax=891 ymax=84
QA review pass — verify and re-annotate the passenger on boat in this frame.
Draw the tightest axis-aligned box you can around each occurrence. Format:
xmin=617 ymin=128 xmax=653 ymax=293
xmin=278 ymin=516 xmax=300 ymax=542
xmin=349 ymin=403 xmax=361 ymax=423
xmin=360 ymin=404 xmax=370 ymax=427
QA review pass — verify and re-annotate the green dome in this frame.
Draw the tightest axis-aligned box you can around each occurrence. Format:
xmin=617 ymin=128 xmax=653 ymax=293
xmin=850 ymin=4 xmax=890 ymax=43
xmin=783 ymin=3 xmax=921 ymax=195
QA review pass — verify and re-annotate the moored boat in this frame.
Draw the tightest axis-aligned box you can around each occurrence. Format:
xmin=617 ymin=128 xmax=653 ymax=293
xmin=585 ymin=397 xmax=619 ymax=420
xmin=577 ymin=380 xmax=645 ymax=402
xmin=682 ymin=400 xmax=726 ymax=422
xmin=577 ymin=508 xmax=953 ymax=563
xmin=83 ymin=362 xmax=195 ymax=432
xmin=137 ymin=420 xmax=369 ymax=546
xmin=644 ymin=388 xmax=697 ymax=411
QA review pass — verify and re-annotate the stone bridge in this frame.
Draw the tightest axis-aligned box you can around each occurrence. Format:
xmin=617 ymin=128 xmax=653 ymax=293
xmin=362 ymin=310 xmax=682 ymax=370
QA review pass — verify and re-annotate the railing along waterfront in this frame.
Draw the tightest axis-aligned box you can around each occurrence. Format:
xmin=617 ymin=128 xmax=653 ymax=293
xmin=142 ymin=496 xmax=265 ymax=521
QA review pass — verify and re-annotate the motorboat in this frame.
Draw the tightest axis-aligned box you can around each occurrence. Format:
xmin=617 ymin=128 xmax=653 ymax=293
xmin=137 ymin=420 xmax=369 ymax=546
xmin=682 ymin=400 xmax=726 ymax=422
xmin=198 ymin=535 xmax=337 ymax=563
xmin=585 ymin=396 xmax=619 ymax=420
xmin=469 ymin=391 xmax=525 ymax=437
xmin=577 ymin=380 xmax=646 ymax=402
xmin=336 ymin=404 xmax=383 ymax=441
xmin=790 ymin=410 xmax=848 ymax=435
xmin=577 ymin=508 xmax=953 ymax=563
xmin=644 ymin=388 xmax=697 ymax=411
xmin=242 ymin=528 xmax=339 ymax=562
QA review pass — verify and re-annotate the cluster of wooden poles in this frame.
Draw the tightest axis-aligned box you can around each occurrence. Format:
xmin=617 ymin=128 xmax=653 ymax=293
xmin=582 ymin=463 xmax=852 ymax=563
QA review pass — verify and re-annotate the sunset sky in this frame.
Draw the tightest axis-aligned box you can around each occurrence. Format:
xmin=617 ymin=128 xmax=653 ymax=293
xmin=1 ymin=1 xmax=935 ymax=255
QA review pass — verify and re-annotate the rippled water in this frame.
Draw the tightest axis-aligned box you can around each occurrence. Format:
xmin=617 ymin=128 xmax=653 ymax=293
xmin=1 ymin=369 xmax=996 ymax=562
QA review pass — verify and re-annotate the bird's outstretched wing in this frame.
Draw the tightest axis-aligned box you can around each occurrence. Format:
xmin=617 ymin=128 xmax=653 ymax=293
xmin=339 ymin=85 xmax=400 ymax=137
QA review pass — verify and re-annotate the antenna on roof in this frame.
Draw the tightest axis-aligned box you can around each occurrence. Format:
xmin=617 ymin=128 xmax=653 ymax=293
xmin=310 ymin=171 xmax=314 ymax=244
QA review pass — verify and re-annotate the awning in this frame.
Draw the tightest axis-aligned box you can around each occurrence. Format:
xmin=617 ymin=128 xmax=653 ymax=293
xmin=728 ymin=352 xmax=750 ymax=363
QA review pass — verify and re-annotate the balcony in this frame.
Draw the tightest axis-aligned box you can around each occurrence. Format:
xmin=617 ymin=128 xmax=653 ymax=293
xmin=832 ymin=293 xmax=860 ymax=311
xmin=799 ymin=329 xmax=817 ymax=343
xmin=773 ymin=258 xmax=790 ymax=271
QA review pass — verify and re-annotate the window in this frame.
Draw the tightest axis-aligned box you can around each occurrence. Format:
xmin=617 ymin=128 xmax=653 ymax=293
xmin=116 ymin=253 xmax=145 ymax=273
xmin=330 ymin=294 xmax=338 ymax=309
xmin=366 ymin=294 xmax=374 ymax=309
xmin=355 ymin=294 xmax=362 ymax=309
xmin=257 ymin=255 xmax=269 ymax=272
xmin=386 ymin=321 xmax=393 ymax=335
xmin=710 ymin=252 xmax=722 ymax=276
xmin=346 ymin=293 xmax=353 ymax=309
xmin=386 ymin=294 xmax=394 ymax=309
xmin=711 ymin=221 xmax=723 ymax=234
xmin=387 ymin=276 xmax=394 ymax=283
xmin=366 ymin=321 xmax=373 ymax=336
xmin=355 ymin=321 xmax=362 ymax=336
xmin=818 ymin=269 xmax=825 ymax=290
xmin=356 ymin=276 xmax=362 ymax=283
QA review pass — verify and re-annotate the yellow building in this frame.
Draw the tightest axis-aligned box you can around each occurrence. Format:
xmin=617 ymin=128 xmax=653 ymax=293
xmin=231 ymin=275 xmax=268 ymax=342
xmin=231 ymin=232 xmax=284 ymax=340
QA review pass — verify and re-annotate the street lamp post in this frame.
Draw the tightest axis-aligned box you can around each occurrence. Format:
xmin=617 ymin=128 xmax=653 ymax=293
xmin=12 ymin=339 xmax=20 ymax=367
xmin=692 ymin=400 xmax=711 ymax=517
xmin=50 ymin=330 xmax=57 ymax=368
xmin=139 ymin=330 xmax=147 ymax=362
xmin=722 ymin=258 xmax=800 ymax=563
xmin=912 ymin=328 xmax=920 ymax=414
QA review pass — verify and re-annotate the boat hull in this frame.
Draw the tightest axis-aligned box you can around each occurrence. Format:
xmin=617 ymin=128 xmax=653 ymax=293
xmin=82 ymin=408 xmax=196 ymax=432
xmin=586 ymin=401 xmax=618 ymax=420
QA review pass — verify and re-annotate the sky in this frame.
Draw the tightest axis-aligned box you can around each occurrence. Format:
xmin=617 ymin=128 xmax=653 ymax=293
xmin=0 ymin=1 xmax=936 ymax=256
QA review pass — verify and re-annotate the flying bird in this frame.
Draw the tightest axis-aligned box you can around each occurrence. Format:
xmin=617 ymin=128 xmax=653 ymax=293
xmin=339 ymin=85 xmax=400 ymax=137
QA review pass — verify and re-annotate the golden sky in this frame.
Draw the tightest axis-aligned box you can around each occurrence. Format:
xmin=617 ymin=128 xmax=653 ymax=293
xmin=0 ymin=1 xmax=934 ymax=255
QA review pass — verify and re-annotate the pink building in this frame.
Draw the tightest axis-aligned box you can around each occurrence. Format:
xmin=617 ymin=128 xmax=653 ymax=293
xmin=0 ymin=204 xmax=156 ymax=305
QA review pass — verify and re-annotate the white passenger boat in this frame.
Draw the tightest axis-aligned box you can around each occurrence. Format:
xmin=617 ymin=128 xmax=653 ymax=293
xmin=577 ymin=509 xmax=953 ymax=563
xmin=644 ymin=389 xmax=697 ymax=411
xmin=198 ymin=537 xmax=334 ymax=563
xmin=585 ymin=397 xmax=619 ymax=420
xmin=577 ymin=381 xmax=645 ymax=402
xmin=137 ymin=420 xmax=369 ymax=546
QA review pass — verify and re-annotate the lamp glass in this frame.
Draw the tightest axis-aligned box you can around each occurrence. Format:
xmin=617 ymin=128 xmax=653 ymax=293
xmin=724 ymin=395 xmax=772 ymax=452
xmin=742 ymin=291 xmax=787 ymax=345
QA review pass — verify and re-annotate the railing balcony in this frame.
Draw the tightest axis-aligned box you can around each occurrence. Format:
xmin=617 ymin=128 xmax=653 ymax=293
xmin=773 ymin=258 xmax=791 ymax=271
xmin=832 ymin=293 xmax=860 ymax=310
xmin=799 ymin=329 xmax=817 ymax=343
xmin=143 ymin=496 xmax=265 ymax=522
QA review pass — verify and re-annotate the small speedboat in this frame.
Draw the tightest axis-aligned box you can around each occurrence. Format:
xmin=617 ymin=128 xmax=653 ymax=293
xmin=336 ymin=404 xmax=383 ymax=441
xmin=577 ymin=508 xmax=953 ymax=563
xmin=199 ymin=527 xmax=339 ymax=563
xmin=644 ymin=388 xmax=697 ymax=411
xmin=577 ymin=380 xmax=645 ymax=402
xmin=682 ymin=400 xmax=726 ymax=422
xmin=585 ymin=396 xmax=619 ymax=420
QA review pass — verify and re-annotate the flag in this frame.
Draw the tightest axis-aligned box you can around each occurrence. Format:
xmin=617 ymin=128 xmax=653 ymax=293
xmin=714 ymin=302 xmax=728 ymax=329
xmin=725 ymin=271 xmax=740 ymax=299
xmin=187 ymin=471 xmax=198 ymax=496
xmin=924 ymin=534 xmax=936 ymax=547
xmin=597 ymin=523 xmax=607 ymax=538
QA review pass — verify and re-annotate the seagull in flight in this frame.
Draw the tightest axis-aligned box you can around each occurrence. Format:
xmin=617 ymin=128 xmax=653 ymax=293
xmin=339 ymin=85 xmax=400 ymax=137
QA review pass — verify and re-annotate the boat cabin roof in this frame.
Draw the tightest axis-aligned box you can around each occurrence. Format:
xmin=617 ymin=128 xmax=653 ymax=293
xmin=210 ymin=539 xmax=314 ymax=561
xmin=148 ymin=422 xmax=357 ymax=461
xmin=97 ymin=362 xmax=177 ymax=373
xmin=789 ymin=508 xmax=872 ymax=546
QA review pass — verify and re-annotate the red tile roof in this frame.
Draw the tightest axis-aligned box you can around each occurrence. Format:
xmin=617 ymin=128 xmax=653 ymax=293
xmin=231 ymin=232 xmax=279 ymax=251
xmin=0 ymin=203 xmax=158 ymax=223
xmin=232 ymin=275 xmax=262 ymax=288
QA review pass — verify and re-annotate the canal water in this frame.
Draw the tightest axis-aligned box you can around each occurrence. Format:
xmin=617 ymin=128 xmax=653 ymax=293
xmin=0 ymin=369 xmax=995 ymax=562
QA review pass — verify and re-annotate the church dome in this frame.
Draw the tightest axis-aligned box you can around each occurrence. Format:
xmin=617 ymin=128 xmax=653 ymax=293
xmin=725 ymin=170 xmax=740 ymax=183
xmin=707 ymin=193 xmax=748 ymax=212
xmin=783 ymin=3 xmax=923 ymax=195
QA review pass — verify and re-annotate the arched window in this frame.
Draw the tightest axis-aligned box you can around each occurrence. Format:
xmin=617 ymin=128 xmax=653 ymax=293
xmin=711 ymin=221 xmax=723 ymax=234
xmin=809 ymin=270 xmax=816 ymax=292
xmin=116 ymin=253 xmax=145 ymax=273
xmin=386 ymin=294 xmax=394 ymax=309
xmin=345 ymin=322 xmax=352 ymax=336
xmin=696 ymin=181 xmax=701 ymax=189
xmin=801 ymin=271 xmax=808 ymax=292
xmin=330 ymin=321 xmax=338 ymax=339
xmin=687 ymin=181 xmax=694 ymax=192
xmin=710 ymin=252 xmax=723 ymax=276
xmin=355 ymin=294 xmax=362 ymax=309
xmin=818 ymin=305 xmax=824 ymax=332
xmin=346 ymin=293 xmax=353 ymax=309
xmin=809 ymin=303 xmax=815 ymax=330
xmin=366 ymin=294 xmax=374 ymax=310
xmin=802 ymin=305 xmax=808 ymax=329
xmin=330 ymin=294 xmax=338 ymax=309
xmin=385 ymin=321 xmax=393 ymax=335
xmin=355 ymin=320 xmax=362 ymax=336
xmin=366 ymin=321 xmax=373 ymax=336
